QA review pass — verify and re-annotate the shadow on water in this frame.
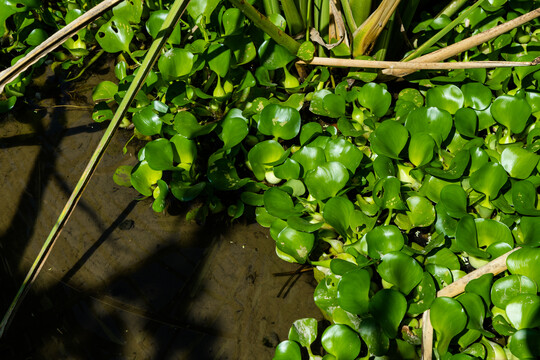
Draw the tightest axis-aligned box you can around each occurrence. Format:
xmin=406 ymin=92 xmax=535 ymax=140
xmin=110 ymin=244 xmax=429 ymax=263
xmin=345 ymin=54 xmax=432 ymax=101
xmin=0 ymin=62 xmax=322 ymax=359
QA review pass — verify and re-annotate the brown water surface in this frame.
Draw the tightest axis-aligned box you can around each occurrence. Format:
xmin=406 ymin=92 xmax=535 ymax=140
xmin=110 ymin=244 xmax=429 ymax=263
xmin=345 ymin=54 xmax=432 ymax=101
xmin=0 ymin=65 xmax=322 ymax=359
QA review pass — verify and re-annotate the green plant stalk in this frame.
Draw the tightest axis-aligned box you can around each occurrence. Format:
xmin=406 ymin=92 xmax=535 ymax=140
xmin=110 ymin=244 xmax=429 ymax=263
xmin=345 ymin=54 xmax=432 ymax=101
xmin=229 ymin=0 xmax=301 ymax=55
xmin=437 ymin=0 xmax=468 ymax=18
xmin=372 ymin=12 xmax=395 ymax=61
xmin=349 ymin=0 xmax=371 ymax=29
xmin=402 ymin=0 xmax=486 ymax=61
xmin=263 ymin=0 xmax=281 ymax=16
xmin=281 ymin=0 xmax=305 ymax=34
xmin=295 ymin=0 xmax=309 ymax=27
xmin=313 ymin=0 xmax=322 ymax=33
xmin=66 ymin=49 xmax=105 ymax=82
xmin=0 ymin=0 xmax=190 ymax=339
xmin=339 ymin=0 xmax=358 ymax=34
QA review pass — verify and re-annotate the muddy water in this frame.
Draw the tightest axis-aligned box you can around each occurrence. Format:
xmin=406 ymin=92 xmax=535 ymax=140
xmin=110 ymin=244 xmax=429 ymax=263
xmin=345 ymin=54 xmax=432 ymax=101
xmin=0 ymin=65 xmax=322 ymax=359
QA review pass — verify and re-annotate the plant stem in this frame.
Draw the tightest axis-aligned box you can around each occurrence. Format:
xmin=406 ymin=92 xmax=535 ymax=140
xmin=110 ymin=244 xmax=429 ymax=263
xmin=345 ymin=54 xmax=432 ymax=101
xmin=228 ymin=0 xmax=301 ymax=55
xmin=339 ymin=0 xmax=358 ymax=34
xmin=66 ymin=49 xmax=105 ymax=82
xmin=281 ymin=0 xmax=305 ymax=34
xmin=402 ymin=0 xmax=486 ymax=62
xmin=263 ymin=0 xmax=281 ymax=16
xmin=437 ymin=0 xmax=468 ymax=18
xmin=0 ymin=0 xmax=190 ymax=339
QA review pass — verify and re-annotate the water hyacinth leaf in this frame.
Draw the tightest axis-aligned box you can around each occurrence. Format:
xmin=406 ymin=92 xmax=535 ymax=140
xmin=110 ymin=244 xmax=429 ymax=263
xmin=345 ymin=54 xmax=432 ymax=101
xmin=440 ymin=185 xmax=468 ymax=218
xmin=366 ymin=225 xmax=405 ymax=260
xmin=170 ymin=134 xmax=196 ymax=165
xmin=324 ymin=138 xmax=363 ymax=173
xmin=323 ymin=197 xmax=354 ymax=239
xmin=426 ymin=264 xmax=453 ymax=289
xmin=508 ymin=329 xmax=540 ymax=359
xmin=287 ymin=216 xmax=322 ymax=232
xmin=264 ymin=187 xmax=300 ymax=219
xmin=291 ymin=146 xmax=325 ymax=174
xmin=369 ymin=289 xmax=407 ymax=339
xmin=282 ymin=178 xmax=307 ymax=197
xmin=314 ymin=274 xmax=340 ymax=318
xmin=507 ymin=248 xmax=540 ymax=287
xmin=207 ymin=158 xmax=249 ymax=191
xmin=174 ymin=111 xmax=216 ymax=139
xmin=370 ymin=121 xmax=408 ymax=159
xmin=409 ymin=132 xmax=435 ymax=167
xmin=373 ymin=155 xmax=396 ymax=178
xmin=220 ymin=117 xmax=248 ymax=150
xmin=454 ymin=108 xmax=478 ymax=138
xmin=512 ymin=180 xmax=540 ymax=216
xmin=92 ymin=81 xmax=118 ymax=101
xmin=465 ymin=273 xmax=494 ymax=308
xmin=222 ymin=8 xmax=244 ymax=35
xmin=130 ymin=161 xmax=162 ymax=197
xmin=288 ymin=318 xmax=317 ymax=349
xmin=113 ymin=165 xmax=133 ymax=187
xmin=506 ymin=294 xmax=540 ymax=330
xmin=469 ymin=162 xmax=508 ymax=202
xmin=475 ymin=219 xmax=513 ymax=248
xmin=323 ymin=94 xmax=346 ymax=119
xmin=321 ymin=324 xmax=362 ymax=360
xmin=457 ymin=293 xmax=491 ymax=336
xmin=377 ymin=252 xmax=423 ymax=295
xmin=430 ymin=297 xmax=468 ymax=355
xmin=357 ymin=83 xmax=392 ymax=117
xmin=408 ymin=272 xmax=436 ymax=316
xmin=207 ymin=43 xmax=231 ymax=78
xmin=309 ymin=89 xmax=332 ymax=116
xmin=462 ymin=82 xmax=493 ymax=110
xmin=133 ymin=107 xmax=161 ymax=136
xmin=300 ymin=123 xmax=323 ymax=145
xmin=455 ymin=215 xmax=488 ymax=258
xmin=373 ymin=177 xmax=406 ymax=211
xmin=113 ymin=0 xmax=143 ymax=23
xmin=276 ymin=226 xmax=314 ymax=263
xmin=330 ymin=258 xmax=359 ymax=275
xmin=491 ymin=95 xmax=532 ymax=134
xmin=501 ymin=147 xmax=539 ymax=179
xmin=158 ymin=48 xmax=194 ymax=80
xmin=304 ymin=162 xmax=349 ymax=200
xmin=491 ymin=275 xmax=537 ymax=309
xmin=240 ymin=192 xmax=264 ymax=206
xmin=358 ymin=317 xmax=390 ymax=357
xmin=406 ymin=196 xmax=436 ymax=228
xmin=144 ymin=138 xmax=173 ymax=170
xmin=520 ymin=216 xmax=540 ymax=247
xmin=258 ymin=104 xmax=301 ymax=140
xmin=273 ymin=340 xmax=301 ymax=360
xmin=146 ymin=10 xmax=181 ymax=44
xmin=425 ymin=248 xmax=460 ymax=270
xmin=92 ymin=102 xmax=114 ymax=123
xmin=405 ymin=107 xmax=452 ymax=146
xmin=255 ymin=207 xmax=277 ymax=227
xmin=270 ymin=219 xmax=288 ymax=241
xmin=96 ymin=16 xmax=134 ymax=53
xmin=426 ymin=84 xmax=464 ymax=115
xmin=258 ymin=39 xmax=296 ymax=70
xmin=248 ymin=140 xmax=286 ymax=180
xmin=152 ymin=179 xmax=168 ymax=213
xmin=274 ymin=159 xmax=301 ymax=180
xmin=337 ymin=268 xmax=370 ymax=315
xmin=297 ymin=40 xmax=315 ymax=62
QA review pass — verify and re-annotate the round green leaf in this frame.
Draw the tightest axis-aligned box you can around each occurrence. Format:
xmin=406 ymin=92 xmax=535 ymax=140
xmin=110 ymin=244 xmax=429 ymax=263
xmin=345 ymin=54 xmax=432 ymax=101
xmin=276 ymin=226 xmax=314 ymax=263
xmin=409 ymin=132 xmax=435 ymax=167
xmin=426 ymin=84 xmax=464 ymax=115
xmin=220 ymin=116 xmax=248 ymax=150
xmin=377 ymin=252 xmax=423 ymax=295
xmin=405 ymin=107 xmax=452 ymax=147
xmin=457 ymin=293 xmax=491 ymax=336
xmin=133 ymin=107 xmax=161 ymax=136
xmin=273 ymin=340 xmax=301 ymax=360
xmin=507 ymin=247 xmax=540 ymax=287
xmin=324 ymin=137 xmax=363 ymax=173
xmin=297 ymin=40 xmax=315 ymax=62
xmin=358 ymin=317 xmax=390 ymax=357
xmin=454 ymin=108 xmax=478 ymax=138
xmin=323 ymin=197 xmax=354 ymax=239
xmin=501 ymin=147 xmax=540 ymax=179
xmin=222 ymin=8 xmax=244 ymax=35
xmin=465 ymin=273 xmax=494 ymax=309
xmin=440 ymin=185 xmax=468 ymax=218
xmin=158 ymin=48 xmax=194 ymax=81
xmin=426 ymin=150 xmax=470 ymax=180
xmin=170 ymin=134 xmax=196 ymax=165
xmin=144 ymin=138 xmax=173 ymax=170
xmin=357 ymin=83 xmax=392 ymax=117
xmin=314 ymin=274 xmax=340 ymax=318
xmin=425 ymin=248 xmax=461 ymax=270
xmin=113 ymin=0 xmax=143 ymax=23
xmin=370 ymin=121 xmax=409 ymax=159
xmin=366 ymin=225 xmax=404 ymax=260
xmin=491 ymin=95 xmax=532 ymax=134
xmin=96 ymin=16 xmax=134 ymax=53
xmin=207 ymin=43 xmax=231 ymax=78
xmin=455 ymin=215 xmax=488 ymax=258
xmin=373 ymin=176 xmax=406 ymax=211
xmin=113 ymin=165 xmax=133 ymax=187
xmin=146 ymin=10 xmax=181 ymax=44
xmin=430 ymin=297 xmax=467 ymax=355
xmin=291 ymin=146 xmax=325 ymax=174
xmin=408 ymin=272 xmax=436 ymax=316
xmin=264 ymin=187 xmax=300 ymax=219
xmin=300 ymin=122 xmax=323 ymax=145
xmin=173 ymin=111 xmax=217 ymax=139
xmin=475 ymin=218 xmax=513 ymax=249
xmin=130 ymin=160 xmax=162 ymax=197
xmin=309 ymin=90 xmax=345 ymax=118
xmin=337 ymin=269 xmax=370 ymax=315
xmin=520 ymin=216 xmax=540 ymax=247
xmin=304 ymin=162 xmax=349 ymax=200
xmin=274 ymin=158 xmax=301 ymax=180
xmin=491 ymin=274 xmax=537 ymax=309
xmin=369 ymin=289 xmax=406 ymax=339
xmin=26 ymin=28 xmax=48 ymax=46
xmin=258 ymin=39 xmax=296 ymax=70
xmin=462 ymin=82 xmax=493 ymax=110
xmin=288 ymin=318 xmax=318 ymax=348
xmin=406 ymin=196 xmax=435 ymax=227
xmin=469 ymin=162 xmax=508 ymax=201
xmin=92 ymin=80 xmax=118 ymax=101
xmin=259 ymin=104 xmax=301 ymax=140
xmin=248 ymin=140 xmax=286 ymax=180
xmin=509 ymin=329 xmax=540 ymax=359
xmin=321 ymin=324 xmax=361 ymax=360
xmin=512 ymin=180 xmax=540 ymax=216
xmin=506 ymin=294 xmax=540 ymax=330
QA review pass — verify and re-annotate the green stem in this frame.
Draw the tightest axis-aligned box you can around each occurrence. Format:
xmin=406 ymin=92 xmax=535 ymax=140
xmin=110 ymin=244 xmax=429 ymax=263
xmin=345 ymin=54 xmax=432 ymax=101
xmin=0 ymin=0 xmax=190 ymax=339
xmin=228 ymin=0 xmax=301 ymax=55
xmin=306 ymin=0 xmax=312 ymax=39
xmin=437 ymin=0 xmax=468 ymax=18
xmin=349 ymin=0 xmax=371 ymax=28
xmin=281 ymin=0 xmax=305 ymax=34
xmin=403 ymin=0 xmax=486 ymax=61
xmin=263 ymin=0 xmax=281 ymax=16
xmin=384 ymin=208 xmax=393 ymax=225
xmin=66 ymin=49 xmax=105 ymax=82
xmin=372 ymin=12 xmax=395 ymax=61
xmin=339 ymin=0 xmax=358 ymax=34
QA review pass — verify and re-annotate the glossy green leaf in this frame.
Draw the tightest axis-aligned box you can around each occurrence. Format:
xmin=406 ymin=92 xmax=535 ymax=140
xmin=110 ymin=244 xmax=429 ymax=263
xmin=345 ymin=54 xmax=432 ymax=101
xmin=506 ymin=294 xmax=540 ymax=330
xmin=324 ymin=137 xmax=363 ymax=173
xmin=133 ymin=107 xmax=161 ymax=136
xmin=146 ymin=10 xmax=181 ymax=44
xmin=475 ymin=218 xmax=513 ymax=248
xmin=406 ymin=196 xmax=436 ymax=227
xmin=405 ymin=107 xmax=452 ymax=146
xmin=440 ymin=185 xmax=468 ymax=218
xmin=508 ymin=329 xmax=540 ymax=359
xmin=274 ymin=158 xmax=301 ymax=180
xmin=507 ymin=247 xmax=540 ymax=287
xmin=370 ymin=121 xmax=408 ymax=159
xmin=96 ymin=16 xmax=133 ymax=53
xmin=174 ymin=111 xmax=216 ymax=139
xmin=520 ymin=216 xmax=540 ymax=247
xmin=207 ymin=43 xmax=231 ymax=78
xmin=366 ymin=225 xmax=404 ymax=260
xmin=330 ymin=259 xmax=359 ymax=275
xmin=222 ymin=8 xmax=244 ymax=35
xmin=462 ymin=82 xmax=493 ymax=110
xmin=409 ymin=132 xmax=435 ymax=167
xmin=426 ymin=84 xmax=464 ymax=115
xmin=273 ymin=340 xmax=301 ymax=360
xmin=512 ymin=180 xmax=540 ymax=216
xmin=426 ymin=264 xmax=454 ymax=289
xmin=152 ymin=179 xmax=168 ymax=212
xmin=299 ymin=123 xmax=323 ymax=145
xmin=304 ymin=162 xmax=349 ymax=200
xmin=337 ymin=269 xmax=370 ymax=315
xmin=457 ymin=293 xmax=491 ymax=336
xmin=369 ymin=289 xmax=406 ymax=339
xmin=288 ymin=318 xmax=317 ymax=349
xmin=357 ymin=83 xmax=392 ymax=117
xmin=144 ymin=138 xmax=173 ymax=170
xmin=323 ymin=197 xmax=354 ymax=239
xmin=491 ymin=274 xmax=537 ymax=309
xmin=113 ymin=0 xmax=143 ymax=23
xmin=297 ymin=40 xmax=315 ymax=62
xmin=220 ymin=117 xmax=248 ymax=150
xmin=454 ymin=108 xmax=478 ymax=138
xmin=248 ymin=140 xmax=286 ymax=180
xmin=207 ymin=158 xmax=248 ymax=191
xmin=259 ymin=104 xmax=301 ymax=140
xmin=373 ymin=176 xmax=406 ymax=211
xmin=131 ymin=161 xmax=162 ymax=197
xmin=465 ymin=273 xmax=493 ymax=308
xmin=501 ymin=147 xmax=540 ymax=179
xmin=158 ymin=48 xmax=194 ymax=80
xmin=287 ymin=215 xmax=322 ymax=232
xmin=430 ymin=297 xmax=467 ymax=355
xmin=469 ymin=162 xmax=508 ymax=202
xmin=291 ymin=146 xmax=325 ymax=174
xmin=455 ymin=215 xmax=488 ymax=258
xmin=425 ymin=248 xmax=461 ymax=270
xmin=321 ymin=324 xmax=361 ymax=360
xmin=377 ymin=252 xmax=423 ymax=295
xmin=491 ymin=95 xmax=532 ymax=134
xmin=92 ymin=81 xmax=118 ymax=102
xmin=258 ymin=39 xmax=295 ymax=70
xmin=264 ymin=187 xmax=300 ymax=219
xmin=276 ymin=226 xmax=315 ymax=263
xmin=170 ymin=134 xmax=196 ymax=165
xmin=408 ymin=272 xmax=436 ymax=316
xmin=358 ymin=317 xmax=390 ymax=357
xmin=314 ymin=274 xmax=340 ymax=318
